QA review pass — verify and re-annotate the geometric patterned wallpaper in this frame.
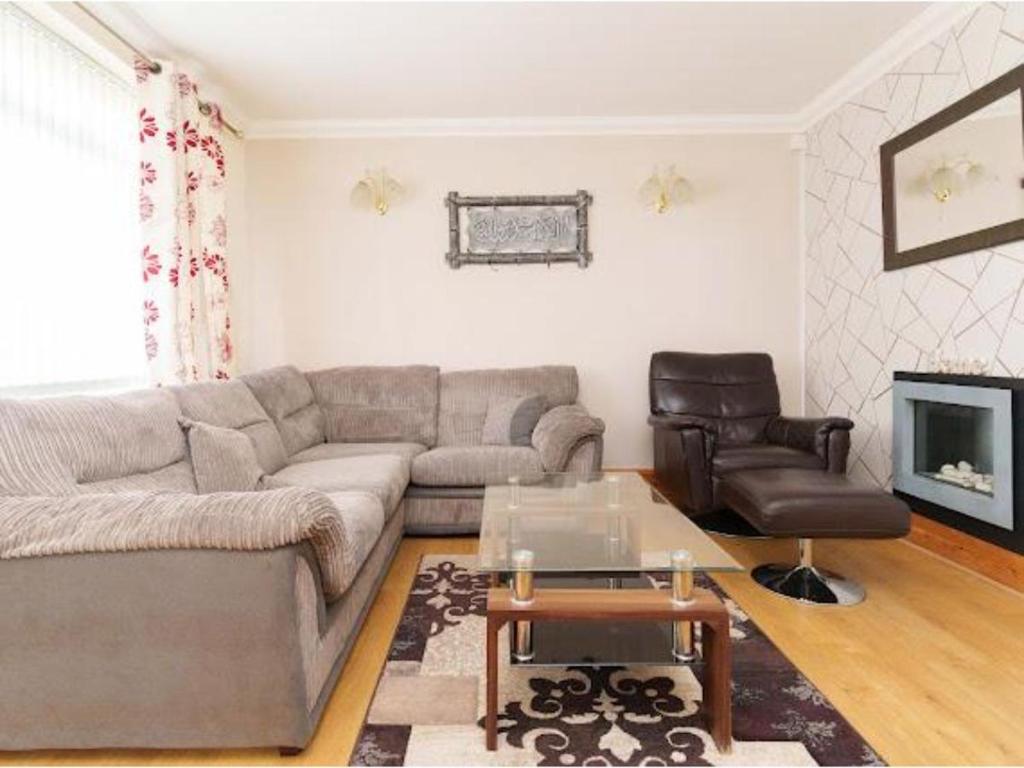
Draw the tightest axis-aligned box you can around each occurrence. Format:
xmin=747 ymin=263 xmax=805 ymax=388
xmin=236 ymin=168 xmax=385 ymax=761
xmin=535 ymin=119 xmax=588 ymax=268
xmin=803 ymin=2 xmax=1024 ymax=489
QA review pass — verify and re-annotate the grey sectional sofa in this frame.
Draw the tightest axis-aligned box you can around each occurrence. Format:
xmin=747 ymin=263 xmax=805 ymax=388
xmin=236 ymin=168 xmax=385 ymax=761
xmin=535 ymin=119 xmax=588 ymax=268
xmin=0 ymin=364 xmax=602 ymax=752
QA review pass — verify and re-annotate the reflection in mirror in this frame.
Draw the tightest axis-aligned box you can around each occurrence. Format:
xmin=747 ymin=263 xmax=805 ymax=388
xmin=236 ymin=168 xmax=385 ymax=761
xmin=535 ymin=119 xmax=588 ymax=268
xmin=894 ymin=91 xmax=1024 ymax=253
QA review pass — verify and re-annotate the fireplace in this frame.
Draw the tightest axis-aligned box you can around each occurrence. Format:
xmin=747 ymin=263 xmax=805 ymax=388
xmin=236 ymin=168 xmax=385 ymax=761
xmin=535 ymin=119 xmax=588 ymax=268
xmin=893 ymin=372 xmax=1023 ymax=553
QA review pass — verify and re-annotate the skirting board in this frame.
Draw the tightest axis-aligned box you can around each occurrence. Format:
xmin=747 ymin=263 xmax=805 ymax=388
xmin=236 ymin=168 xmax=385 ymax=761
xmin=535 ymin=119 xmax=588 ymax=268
xmin=907 ymin=512 xmax=1024 ymax=592
xmin=627 ymin=468 xmax=1023 ymax=593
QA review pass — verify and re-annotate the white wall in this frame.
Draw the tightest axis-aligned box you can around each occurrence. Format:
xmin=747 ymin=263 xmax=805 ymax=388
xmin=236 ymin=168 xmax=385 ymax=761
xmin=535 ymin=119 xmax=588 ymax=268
xmin=803 ymin=2 xmax=1024 ymax=489
xmin=240 ymin=134 xmax=801 ymax=466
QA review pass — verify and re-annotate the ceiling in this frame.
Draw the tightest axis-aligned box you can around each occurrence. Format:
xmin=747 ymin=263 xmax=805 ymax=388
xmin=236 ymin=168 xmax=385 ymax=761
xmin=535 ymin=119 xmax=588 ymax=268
xmin=102 ymin=1 xmax=934 ymax=131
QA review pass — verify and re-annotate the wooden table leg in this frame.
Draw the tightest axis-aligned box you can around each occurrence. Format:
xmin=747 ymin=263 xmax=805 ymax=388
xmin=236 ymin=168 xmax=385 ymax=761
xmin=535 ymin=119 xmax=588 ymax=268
xmin=702 ymin=620 xmax=732 ymax=753
xmin=486 ymin=617 xmax=499 ymax=751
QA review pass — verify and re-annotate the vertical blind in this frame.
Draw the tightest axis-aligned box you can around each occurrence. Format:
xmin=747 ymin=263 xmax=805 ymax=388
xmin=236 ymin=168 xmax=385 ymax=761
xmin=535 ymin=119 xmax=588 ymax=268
xmin=0 ymin=3 xmax=144 ymax=394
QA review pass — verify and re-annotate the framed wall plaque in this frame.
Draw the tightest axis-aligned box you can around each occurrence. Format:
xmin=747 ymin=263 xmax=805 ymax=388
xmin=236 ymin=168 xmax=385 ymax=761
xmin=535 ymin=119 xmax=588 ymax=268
xmin=445 ymin=190 xmax=593 ymax=269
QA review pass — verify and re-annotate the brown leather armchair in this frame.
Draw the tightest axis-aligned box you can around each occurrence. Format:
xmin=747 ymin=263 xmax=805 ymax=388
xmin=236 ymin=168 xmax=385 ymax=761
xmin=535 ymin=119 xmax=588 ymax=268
xmin=648 ymin=351 xmax=854 ymax=515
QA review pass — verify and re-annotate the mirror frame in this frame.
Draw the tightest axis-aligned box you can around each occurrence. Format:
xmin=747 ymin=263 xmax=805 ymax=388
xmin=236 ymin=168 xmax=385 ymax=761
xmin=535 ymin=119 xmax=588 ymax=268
xmin=881 ymin=63 xmax=1024 ymax=271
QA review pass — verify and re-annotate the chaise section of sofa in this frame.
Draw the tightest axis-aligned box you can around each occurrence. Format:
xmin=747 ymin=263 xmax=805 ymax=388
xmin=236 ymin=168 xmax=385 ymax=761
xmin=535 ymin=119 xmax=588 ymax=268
xmin=0 ymin=388 xmax=402 ymax=752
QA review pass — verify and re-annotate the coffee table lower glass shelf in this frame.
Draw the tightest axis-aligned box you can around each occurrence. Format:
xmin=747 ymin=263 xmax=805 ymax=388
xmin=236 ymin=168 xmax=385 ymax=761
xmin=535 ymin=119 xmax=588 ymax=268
xmin=478 ymin=472 xmax=744 ymax=669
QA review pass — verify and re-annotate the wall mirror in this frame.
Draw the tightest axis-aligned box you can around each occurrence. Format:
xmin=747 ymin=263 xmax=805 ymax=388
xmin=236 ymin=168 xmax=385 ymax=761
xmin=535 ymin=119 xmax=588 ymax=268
xmin=881 ymin=64 xmax=1024 ymax=271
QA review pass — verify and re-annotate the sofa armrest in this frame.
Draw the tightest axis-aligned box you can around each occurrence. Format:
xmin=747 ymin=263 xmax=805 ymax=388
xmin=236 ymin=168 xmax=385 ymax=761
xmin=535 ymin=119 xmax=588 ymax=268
xmin=765 ymin=416 xmax=854 ymax=473
xmin=0 ymin=487 xmax=359 ymax=600
xmin=531 ymin=405 xmax=606 ymax=472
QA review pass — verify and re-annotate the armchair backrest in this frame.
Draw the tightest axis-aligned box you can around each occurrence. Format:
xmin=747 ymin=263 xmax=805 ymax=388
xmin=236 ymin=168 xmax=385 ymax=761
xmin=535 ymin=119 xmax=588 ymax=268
xmin=649 ymin=352 xmax=780 ymax=445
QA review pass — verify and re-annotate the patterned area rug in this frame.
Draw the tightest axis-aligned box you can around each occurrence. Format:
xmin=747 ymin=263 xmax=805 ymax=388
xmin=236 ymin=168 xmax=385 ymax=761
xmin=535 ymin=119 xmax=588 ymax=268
xmin=350 ymin=555 xmax=883 ymax=766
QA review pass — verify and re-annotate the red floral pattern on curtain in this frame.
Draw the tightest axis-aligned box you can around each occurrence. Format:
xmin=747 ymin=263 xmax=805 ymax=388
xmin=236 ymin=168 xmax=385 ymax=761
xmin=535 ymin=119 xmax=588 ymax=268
xmin=137 ymin=58 xmax=234 ymax=384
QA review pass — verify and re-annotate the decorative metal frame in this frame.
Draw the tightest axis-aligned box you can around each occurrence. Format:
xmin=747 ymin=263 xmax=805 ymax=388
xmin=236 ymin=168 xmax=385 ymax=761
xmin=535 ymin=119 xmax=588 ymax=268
xmin=880 ymin=63 xmax=1024 ymax=271
xmin=445 ymin=190 xmax=593 ymax=269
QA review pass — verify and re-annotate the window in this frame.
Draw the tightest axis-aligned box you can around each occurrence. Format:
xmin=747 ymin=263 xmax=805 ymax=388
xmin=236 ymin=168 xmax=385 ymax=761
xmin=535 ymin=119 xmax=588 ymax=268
xmin=0 ymin=3 xmax=144 ymax=396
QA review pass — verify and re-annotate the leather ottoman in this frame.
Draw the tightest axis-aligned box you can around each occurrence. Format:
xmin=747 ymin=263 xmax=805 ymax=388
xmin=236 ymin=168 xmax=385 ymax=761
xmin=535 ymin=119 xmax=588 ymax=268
xmin=719 ymin=468 xmax=911 ymax=605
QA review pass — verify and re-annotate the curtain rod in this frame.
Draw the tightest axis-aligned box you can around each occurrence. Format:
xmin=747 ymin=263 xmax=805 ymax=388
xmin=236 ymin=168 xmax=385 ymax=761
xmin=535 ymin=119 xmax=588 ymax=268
xmin=73 ymin=2 xmax=243 ymax=139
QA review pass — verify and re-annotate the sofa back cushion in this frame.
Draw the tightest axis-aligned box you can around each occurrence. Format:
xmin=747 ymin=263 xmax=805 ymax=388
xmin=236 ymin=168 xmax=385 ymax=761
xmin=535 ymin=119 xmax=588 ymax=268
xmin=438 ymin=366 xmax=578 ymax=446
xmin=306 ymin=365 xmax=439 ymax=446
xmin=172 ymin=380 xmax=288 ymax=474
xmin=648 ymin=351 xmax=780 ymax=445
xmin=0 ymin=389 xmax=190 ymax=495
xmin=242 ymin=366 xmax=325 ymax=455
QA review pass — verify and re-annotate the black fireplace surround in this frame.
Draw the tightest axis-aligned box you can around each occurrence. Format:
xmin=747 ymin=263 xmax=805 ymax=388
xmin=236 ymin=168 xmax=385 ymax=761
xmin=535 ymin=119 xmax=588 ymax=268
xmin=893 ymin=371 xmax=1024 ymax=554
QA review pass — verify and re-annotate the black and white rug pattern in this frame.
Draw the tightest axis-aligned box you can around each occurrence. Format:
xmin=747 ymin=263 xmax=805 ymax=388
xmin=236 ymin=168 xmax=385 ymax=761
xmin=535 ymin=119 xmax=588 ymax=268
xmin=351 ymin=556 xmax=884 ymax=766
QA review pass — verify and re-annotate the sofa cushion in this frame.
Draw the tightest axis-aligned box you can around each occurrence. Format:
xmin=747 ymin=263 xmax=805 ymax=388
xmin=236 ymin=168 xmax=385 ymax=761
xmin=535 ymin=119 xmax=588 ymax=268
xmin=306 ymin=365 xmax=439 ymax=446
xmin=268 ymin=454 xmax=409 ymax=516
xmin=183 ymin=420 xmax=265 ymax=494
xmin=172 ymin=381 xmax=288 ymax=475
xmin=481 ymin=395 xmax=547 ymax=447
xmin=242 ymin=366 xmax=325 ymax=456
xmin=290 ymin=442 xmax=427 ymax=464
xmin=712 ymin=444 xmax=824 ymax=475
xmin=324 ymin=491 xmax=385 ymax=575
xmin=0 ymin=389 xmax=187 ymax=496
xmin=438 ymin=367 xmax=578 ymax=446
xmin=411 ymin=446 xmax=544 ymax=487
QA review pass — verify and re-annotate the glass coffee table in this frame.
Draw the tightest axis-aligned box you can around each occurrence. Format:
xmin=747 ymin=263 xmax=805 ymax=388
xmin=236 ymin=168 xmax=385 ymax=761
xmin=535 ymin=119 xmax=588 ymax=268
xmin=478 ymin=471 xmax=743 ymax=666
xmin=478 ymin=471 xmax=743 ymax=751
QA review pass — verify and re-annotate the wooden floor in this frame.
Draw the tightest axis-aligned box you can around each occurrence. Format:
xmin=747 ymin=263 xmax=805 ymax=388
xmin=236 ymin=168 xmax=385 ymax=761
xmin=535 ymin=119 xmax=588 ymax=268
xmin=4 ymin=535 xmax=1023 ymax=766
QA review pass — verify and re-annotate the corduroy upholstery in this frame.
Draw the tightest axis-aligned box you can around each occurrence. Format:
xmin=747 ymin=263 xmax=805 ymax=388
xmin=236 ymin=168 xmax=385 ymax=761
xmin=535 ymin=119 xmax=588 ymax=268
xmin=172 ymin=380 xmax=289 ymax=475
xmin=0 ymin=362 xmax=603 ymax=752
xmin=243 ymin=366 xmax=326 ymax=456
xmin=306 ymin=365 xmax=440 ymax=446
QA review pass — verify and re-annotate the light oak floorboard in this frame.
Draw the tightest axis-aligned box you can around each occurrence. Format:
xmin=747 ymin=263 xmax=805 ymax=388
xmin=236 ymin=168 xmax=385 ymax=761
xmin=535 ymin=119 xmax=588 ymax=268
xmin=2 ymin=535 xmax=1021 ymax=766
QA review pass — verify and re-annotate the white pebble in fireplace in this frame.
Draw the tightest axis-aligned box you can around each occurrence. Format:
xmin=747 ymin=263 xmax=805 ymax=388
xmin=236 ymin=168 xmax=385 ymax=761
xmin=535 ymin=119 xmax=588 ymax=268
xmin=930 ymin=461 xmax=994 ymax=496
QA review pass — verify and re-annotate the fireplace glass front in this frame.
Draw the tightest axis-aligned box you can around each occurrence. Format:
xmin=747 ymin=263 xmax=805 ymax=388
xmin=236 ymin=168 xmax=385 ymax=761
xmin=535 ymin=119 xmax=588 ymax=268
xmin=913 ymin=400 xmax=994 ymax=497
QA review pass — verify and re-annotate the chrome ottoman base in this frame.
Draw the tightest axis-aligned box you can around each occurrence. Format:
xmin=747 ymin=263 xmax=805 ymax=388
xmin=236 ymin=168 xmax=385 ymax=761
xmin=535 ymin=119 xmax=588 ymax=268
xmin=751 ymin=539 xmax=866 ymax=606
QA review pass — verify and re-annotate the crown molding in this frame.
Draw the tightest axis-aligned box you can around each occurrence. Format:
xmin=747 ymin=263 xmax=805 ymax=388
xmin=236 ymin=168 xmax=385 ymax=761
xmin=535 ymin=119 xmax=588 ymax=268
xmin=793 ymin=1 xmax=980 ymax=132
xmin=244 ymin=113 xmax=802 ymax=140
xmin=46 ymin=0 xmax=977 ymax=142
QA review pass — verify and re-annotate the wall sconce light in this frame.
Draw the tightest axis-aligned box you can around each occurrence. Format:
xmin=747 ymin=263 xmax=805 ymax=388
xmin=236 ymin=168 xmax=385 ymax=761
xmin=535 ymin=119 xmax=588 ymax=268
xmin=911 ymin=157 xmax=984 ymax=203
xmin=351 ymin=168 xmax=404 ymax=215
xmin=638 ymin=165 xmax=693 ymax=214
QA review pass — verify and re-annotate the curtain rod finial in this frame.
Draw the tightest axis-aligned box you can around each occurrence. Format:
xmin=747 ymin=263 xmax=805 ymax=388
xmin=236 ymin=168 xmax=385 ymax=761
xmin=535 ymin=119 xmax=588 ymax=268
xmin=148 ymin=61 xmax=161 ymax=75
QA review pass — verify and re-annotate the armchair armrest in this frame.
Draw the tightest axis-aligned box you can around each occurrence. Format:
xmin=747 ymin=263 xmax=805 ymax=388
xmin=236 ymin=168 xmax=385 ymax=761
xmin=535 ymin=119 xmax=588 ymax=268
xmin=531 ymin=405 xmax=606 ymax=472
xmin=648 ymin=413 xmax=716 ymax=513
xmin=647 ymin=413 xmax=717 ymax=457
xmin=647 ymin=413 xmax=718 ymax=434
xmin=765 ymin=416 xmax=854 ymax=473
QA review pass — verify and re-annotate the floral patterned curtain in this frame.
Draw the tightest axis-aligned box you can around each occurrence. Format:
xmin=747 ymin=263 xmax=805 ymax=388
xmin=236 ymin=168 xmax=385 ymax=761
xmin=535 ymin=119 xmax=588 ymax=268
xmin=136 ymin=58 xmax=234 ymax=384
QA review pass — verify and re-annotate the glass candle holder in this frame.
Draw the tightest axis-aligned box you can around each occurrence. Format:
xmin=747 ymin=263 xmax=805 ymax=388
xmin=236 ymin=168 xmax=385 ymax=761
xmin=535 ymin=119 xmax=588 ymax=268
xmin=508 ymin=475 xmax=521 ymax=509
xmin=606 ymin=474 xmax=621 ymax=508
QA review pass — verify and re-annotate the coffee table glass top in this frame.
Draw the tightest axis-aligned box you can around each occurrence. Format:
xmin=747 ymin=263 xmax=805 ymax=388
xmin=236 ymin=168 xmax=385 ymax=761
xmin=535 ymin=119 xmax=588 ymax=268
xmin=477 ymin=471 xmax=743 ymax=574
